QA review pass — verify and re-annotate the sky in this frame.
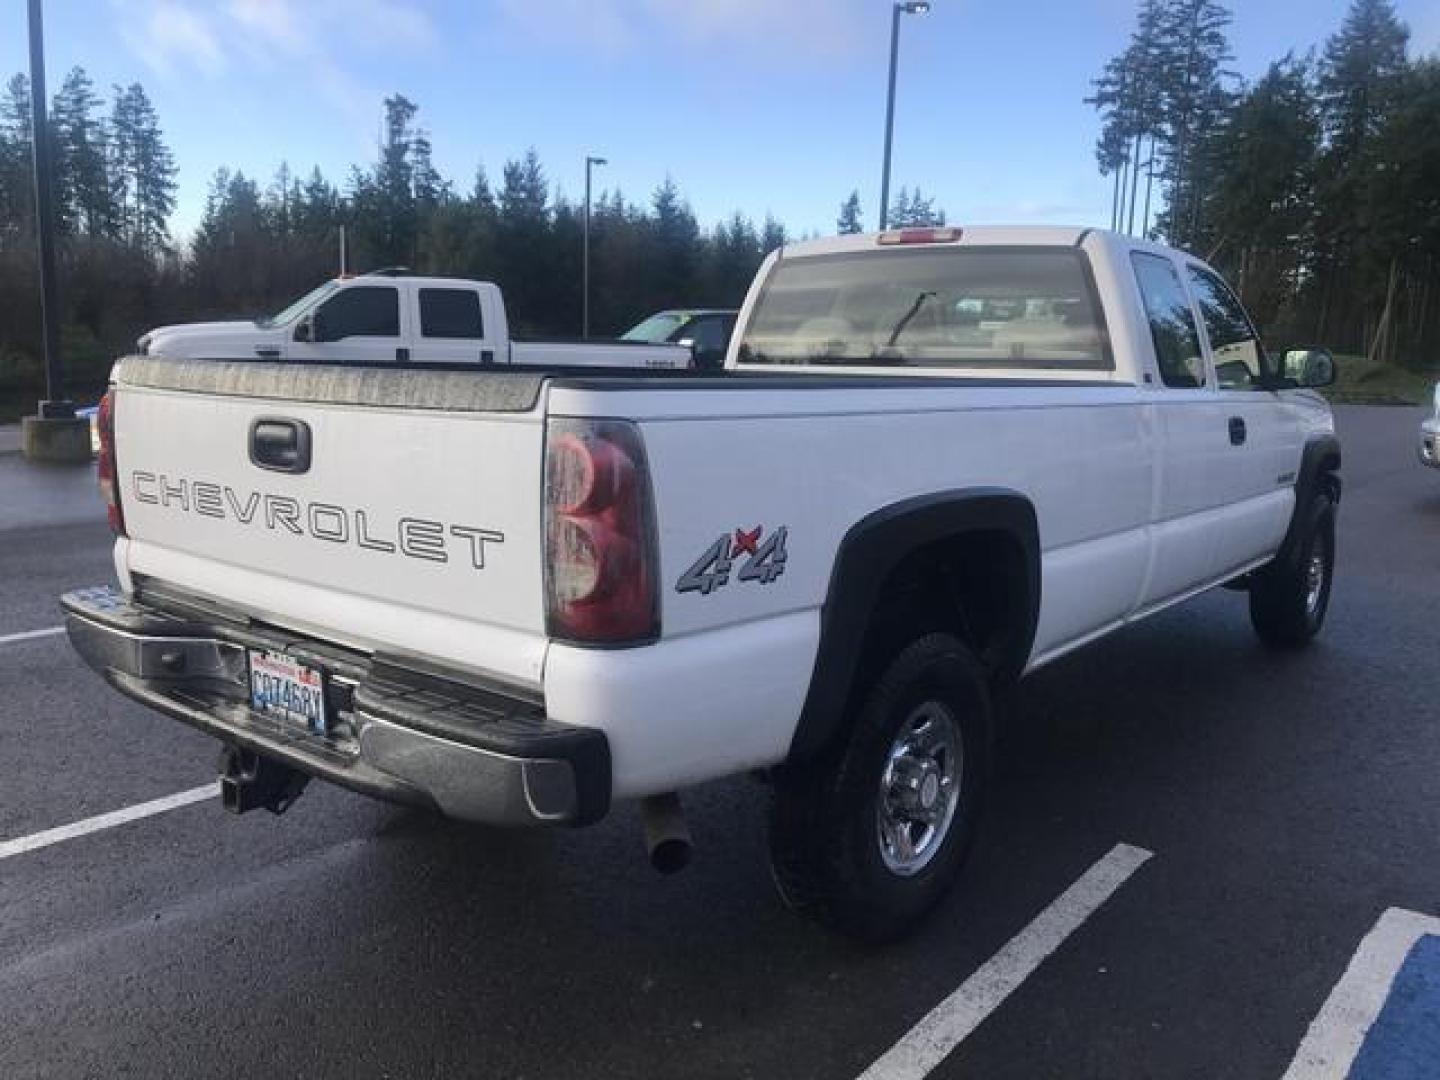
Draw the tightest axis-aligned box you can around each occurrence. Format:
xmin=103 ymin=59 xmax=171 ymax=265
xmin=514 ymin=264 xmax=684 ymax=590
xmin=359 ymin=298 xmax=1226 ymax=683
xmin=2 ymin=0 xmax=1438 ymax=244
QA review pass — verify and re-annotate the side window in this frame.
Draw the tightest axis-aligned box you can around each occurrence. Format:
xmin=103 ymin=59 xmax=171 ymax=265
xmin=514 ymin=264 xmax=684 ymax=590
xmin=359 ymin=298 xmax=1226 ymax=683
xmin=1186 ymin=265 xmax=1262 ymax=390
xmin=1131 ymin=253 xmax=1205 ymax=388
xmin=314 ymin=286 xmax=399 ymax=341
xmin=686 ymin=315 xmax=731 ymax=371
xmin=420 ymin=288 xmax=484 ymax=339
xmin=687 ymin=316 xmax=728 ymax=352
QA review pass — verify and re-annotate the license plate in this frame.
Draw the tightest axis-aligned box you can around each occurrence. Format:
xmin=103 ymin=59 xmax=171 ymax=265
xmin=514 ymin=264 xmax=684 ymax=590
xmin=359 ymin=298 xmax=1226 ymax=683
xmin=248 ymin=650 xmax=328 ymax=733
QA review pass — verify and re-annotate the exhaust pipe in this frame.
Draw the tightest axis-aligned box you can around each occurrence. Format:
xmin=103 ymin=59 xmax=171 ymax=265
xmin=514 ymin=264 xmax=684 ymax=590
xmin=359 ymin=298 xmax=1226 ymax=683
xmin=640 ymin=792 xmax=692 ymax=874
xmin=219 ymin=746 xmax=309 ymax=815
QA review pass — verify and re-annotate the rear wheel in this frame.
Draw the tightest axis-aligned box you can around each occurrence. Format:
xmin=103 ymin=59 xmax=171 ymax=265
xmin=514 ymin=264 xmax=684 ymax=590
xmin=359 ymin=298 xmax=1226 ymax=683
xmin=1249 ymin=490 xmax=1336 ymax=648
xmin=768 ymin=633 xmax=990 ymax=942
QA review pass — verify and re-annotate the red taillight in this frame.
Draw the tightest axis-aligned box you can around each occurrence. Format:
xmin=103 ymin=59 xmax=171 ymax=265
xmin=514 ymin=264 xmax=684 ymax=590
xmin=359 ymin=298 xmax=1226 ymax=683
xmin=877 ymin=227 xmax=963 ymax=246
xmin=544 ymin=419 xmax=658 ymax=644
xmin=95 ymin=391 xmax=126 ymax=536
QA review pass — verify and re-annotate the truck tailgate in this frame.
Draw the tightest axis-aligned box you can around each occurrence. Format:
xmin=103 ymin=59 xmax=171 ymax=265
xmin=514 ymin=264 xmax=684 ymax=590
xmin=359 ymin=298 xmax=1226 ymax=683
xmin=111 ymin=359 xmax=548 ymax=690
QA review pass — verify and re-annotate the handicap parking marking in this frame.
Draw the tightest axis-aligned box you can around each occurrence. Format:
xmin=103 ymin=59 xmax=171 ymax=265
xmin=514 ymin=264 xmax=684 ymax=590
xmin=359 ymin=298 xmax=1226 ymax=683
xmin=859 ymin=843 xmax=1154 ymax=1080
xmin=1283 ymin=907 xmax=1440 ymax=1080
xmin=0 ymin=625 xmax=65 ymax=647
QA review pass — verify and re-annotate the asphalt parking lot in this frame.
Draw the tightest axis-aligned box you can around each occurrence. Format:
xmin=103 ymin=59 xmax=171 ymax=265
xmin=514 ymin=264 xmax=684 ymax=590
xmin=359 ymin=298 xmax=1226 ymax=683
xmin=2 ymin=405 xmax=1437 ymax=1080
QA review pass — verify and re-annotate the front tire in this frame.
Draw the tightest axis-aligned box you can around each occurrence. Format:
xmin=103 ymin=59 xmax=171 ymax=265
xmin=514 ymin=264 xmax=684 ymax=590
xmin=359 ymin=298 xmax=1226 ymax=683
xmin=1249 ymin=490 xmax=1336 ymax=648
xmin=768 ymin=634 xmax=990 ymax=942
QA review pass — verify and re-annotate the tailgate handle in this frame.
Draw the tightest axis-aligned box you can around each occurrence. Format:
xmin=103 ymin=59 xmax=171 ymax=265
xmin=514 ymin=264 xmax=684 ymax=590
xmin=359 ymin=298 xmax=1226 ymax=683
xmin=249 ymin=418 xmax=312 ymax=474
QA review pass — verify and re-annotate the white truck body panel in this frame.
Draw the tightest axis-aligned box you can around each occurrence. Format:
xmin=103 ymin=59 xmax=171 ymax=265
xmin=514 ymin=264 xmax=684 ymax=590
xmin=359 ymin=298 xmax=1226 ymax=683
xmin=114 ymin=383 xmax=549 ymax=691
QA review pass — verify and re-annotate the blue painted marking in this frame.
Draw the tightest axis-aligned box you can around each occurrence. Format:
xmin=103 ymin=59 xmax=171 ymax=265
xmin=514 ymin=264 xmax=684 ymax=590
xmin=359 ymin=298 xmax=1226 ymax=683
xmin=1349 ymin=934 xmax=1440 ymax=1080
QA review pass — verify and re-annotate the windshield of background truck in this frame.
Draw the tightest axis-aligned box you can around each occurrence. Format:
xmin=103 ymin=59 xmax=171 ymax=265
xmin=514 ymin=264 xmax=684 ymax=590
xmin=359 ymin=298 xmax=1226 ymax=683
xmin=737 ymin=248 xmax=1110 ymax=370
xmin=261 ymin=281 xmax=341 ymax=327
xmin=621 ymin=312 xmax=688 ymax=342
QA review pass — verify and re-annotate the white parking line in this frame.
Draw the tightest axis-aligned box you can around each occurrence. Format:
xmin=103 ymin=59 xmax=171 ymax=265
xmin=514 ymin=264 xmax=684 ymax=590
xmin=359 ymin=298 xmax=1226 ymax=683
xmin=0 ymin=625 xmax=65 ymax=647
xmin=1282 ymin=906 xmax=1440 ymax=1079
xmin=859 ymin=843 xmax=1154 ymax=1080
xmin=0 ymin=785 xmax=217 ymax=862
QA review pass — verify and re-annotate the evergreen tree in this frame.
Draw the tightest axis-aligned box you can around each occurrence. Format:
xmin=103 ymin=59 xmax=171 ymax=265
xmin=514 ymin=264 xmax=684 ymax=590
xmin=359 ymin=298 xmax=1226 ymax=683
xmin=109 ymin=82 xmax=176 ymax=254
xmin=0 ymin=74 xmax=33 ymax=240
xmin=51 ymin=68 xmax=113 ymax=238
xmin=761 ymin=214 xmax=787 ymax=253
xmin=837 ymin=191 xmax=863 ymax=234
xmin=887 ymin=187 xmax=946 ymax=228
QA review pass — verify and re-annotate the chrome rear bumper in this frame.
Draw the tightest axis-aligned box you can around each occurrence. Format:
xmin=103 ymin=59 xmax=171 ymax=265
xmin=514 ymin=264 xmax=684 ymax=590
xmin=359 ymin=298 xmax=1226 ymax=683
xmin=62 ymin=586 xmax=610 ymax=826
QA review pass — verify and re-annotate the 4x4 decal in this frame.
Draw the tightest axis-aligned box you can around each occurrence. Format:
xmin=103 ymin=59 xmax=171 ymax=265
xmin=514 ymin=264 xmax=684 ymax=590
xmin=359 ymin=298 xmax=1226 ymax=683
xmin=676 ymin=525 xmax=788 ymax=595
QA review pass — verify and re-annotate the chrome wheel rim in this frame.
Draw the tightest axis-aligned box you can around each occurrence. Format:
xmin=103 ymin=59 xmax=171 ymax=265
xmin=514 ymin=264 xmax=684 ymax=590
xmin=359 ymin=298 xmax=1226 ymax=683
xmin=1305 ymin=536 xmax=1328 ymax=617
xmin=877 ymin=701 xmax=962 ymax=877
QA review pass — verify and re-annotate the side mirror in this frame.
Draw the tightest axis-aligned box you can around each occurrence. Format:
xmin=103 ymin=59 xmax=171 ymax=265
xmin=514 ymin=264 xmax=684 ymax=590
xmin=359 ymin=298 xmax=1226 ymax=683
xmin=294 ymin=319 xmax=314 ymax=344
xmin=1282 ymin=347 xmax=1336 ymax=388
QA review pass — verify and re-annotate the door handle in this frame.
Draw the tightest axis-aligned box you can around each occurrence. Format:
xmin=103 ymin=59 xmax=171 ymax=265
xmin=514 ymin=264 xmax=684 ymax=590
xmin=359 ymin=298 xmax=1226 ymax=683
xmin=254 ymin=345 xmax=281 ymax=360
xmin=1228 ymin=416 xmax=1247 ymax=446
xmin=396 ymin=347 xmax=411 ymax=363
xmin=249 ymin=417 xmax=312 ymax=473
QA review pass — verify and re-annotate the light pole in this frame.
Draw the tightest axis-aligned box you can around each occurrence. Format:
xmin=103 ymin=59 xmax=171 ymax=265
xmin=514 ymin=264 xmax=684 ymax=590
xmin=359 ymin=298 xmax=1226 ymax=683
xmin=582 ymin=155 xmax=607 ymax=339
xmin=879 ymin=1 xmax=931 ymax=230
xmin=21 ymin=0 xmax=88 ymax=463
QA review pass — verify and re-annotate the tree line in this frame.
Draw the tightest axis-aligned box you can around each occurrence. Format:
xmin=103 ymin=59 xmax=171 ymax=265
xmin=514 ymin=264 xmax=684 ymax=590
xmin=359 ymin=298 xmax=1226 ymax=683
xmin=1091 ymin=0 xmax=1439 ymax=365
xmin=3 ymin=79 xmax=885 ymax=409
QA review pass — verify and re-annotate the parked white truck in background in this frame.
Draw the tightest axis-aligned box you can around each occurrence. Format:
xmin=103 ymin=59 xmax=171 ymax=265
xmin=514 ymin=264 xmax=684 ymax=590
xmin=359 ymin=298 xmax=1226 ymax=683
xmin=67 ymin=225 xmax=1340 ymax=940
xmin=137 ymin=270 xmax=692 ymax=369
xmin=1418 ymin=382 xmax=1440 ymax=469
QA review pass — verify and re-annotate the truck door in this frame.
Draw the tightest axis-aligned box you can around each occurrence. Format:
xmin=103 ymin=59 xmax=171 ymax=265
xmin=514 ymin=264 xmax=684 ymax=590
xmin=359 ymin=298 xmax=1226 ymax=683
xmin=290 ymin=283 xmax=407 ymax=365
xmin=1130 ymin=250 xmax=1232 ymax=608
xmin=411 ymin=285 xmax=496 ymax=364
xmin=1185 ymin=262 xmax=1298 ymax=574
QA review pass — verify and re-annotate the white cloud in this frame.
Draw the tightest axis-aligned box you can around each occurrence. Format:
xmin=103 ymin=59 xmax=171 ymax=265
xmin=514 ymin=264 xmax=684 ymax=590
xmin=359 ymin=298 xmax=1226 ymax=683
xmin=118 ymin=0 xmax=229 ymax=78
xmin=115 ymin=0 xmax=438 ymax=137
xmin=493 ymin=0 xmax=869 ymax=61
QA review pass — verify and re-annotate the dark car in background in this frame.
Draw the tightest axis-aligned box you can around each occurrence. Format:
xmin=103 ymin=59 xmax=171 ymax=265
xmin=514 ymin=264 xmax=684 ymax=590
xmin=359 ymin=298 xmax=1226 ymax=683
xmin=622 ymin=309 xmax=737 ymax=370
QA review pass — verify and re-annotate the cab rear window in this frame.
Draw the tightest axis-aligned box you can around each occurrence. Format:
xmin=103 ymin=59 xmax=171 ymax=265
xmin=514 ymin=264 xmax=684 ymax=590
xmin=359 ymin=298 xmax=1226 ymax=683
xmin=420 ymin=288 xmax=484 ymax=339
xmin=736 ymin=248 xmax=1111 ymax=370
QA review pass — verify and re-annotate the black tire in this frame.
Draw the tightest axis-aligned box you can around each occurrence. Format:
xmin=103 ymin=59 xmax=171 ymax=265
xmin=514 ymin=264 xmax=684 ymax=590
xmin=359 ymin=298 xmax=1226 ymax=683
xmin=768 ymin=633 xmax=990 ymax=942
xmin=1249 ymin=490 xmax=1336 ymax=648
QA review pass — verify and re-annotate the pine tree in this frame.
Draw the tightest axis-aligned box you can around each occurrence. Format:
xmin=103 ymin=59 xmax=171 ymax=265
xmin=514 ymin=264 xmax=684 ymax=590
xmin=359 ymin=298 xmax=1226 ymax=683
xmin=51 ymin=68 xmax=113 ymax=238
xmin=1157 ymin=0 xmax=1235 ymax=246
xmin=837 ymin=191 xmax=863 ymax=234
xmin=888 ymin=187 xmax=946 ymax=228
xmin=761 ymin=214 xmax=787 ymax=253
xmin=109 ymin=82 xmax=176 ymax=254
xmin=1312 ymin=0 xmax=1412 ymax=346
xmin=1319 ymin=0 xmax=1410 ymax=155
xmin=0 ymin=74 xmax=33 ymax=239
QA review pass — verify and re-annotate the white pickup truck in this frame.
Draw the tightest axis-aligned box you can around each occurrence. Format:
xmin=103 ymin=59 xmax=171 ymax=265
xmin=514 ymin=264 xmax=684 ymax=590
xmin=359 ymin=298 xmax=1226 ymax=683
xmin=137 ymin=271 xmax=691 ymax=369
xmin=67 ymin=226 xmax=1341 ymax=940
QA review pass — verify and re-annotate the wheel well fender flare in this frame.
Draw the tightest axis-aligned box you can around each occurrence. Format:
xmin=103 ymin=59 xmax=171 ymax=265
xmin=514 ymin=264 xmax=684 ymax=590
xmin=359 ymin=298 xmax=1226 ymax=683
xmin=787 ymin=488 xmax=1040 ymax=763
xmin=1278 ymin=434 xmax=1341 ymax=567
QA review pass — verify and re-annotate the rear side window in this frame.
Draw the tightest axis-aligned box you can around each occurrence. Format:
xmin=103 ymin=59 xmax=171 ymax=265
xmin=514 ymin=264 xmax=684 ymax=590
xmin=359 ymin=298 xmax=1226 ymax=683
xmin=314 ymin=286 xmax=399 ymax=340
xmin=687 ymin=316 xmax=730 ymax=352
xmin=736 ymin=248 xmax=1111 ymax=370
xmin=1131 ymin=253 xmax=1205 ymax=388
xmin=420 ymin=288 xmax=484 ymax=339
xmin=1186 ymin=266 xmax=1262 ymax=389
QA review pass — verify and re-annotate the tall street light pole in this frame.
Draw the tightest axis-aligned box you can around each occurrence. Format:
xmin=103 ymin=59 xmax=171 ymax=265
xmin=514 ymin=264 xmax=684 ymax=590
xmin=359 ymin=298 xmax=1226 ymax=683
xmin=582 ymin=155 xmax=607 ymax=339
xmin=879 ymin=1 xmax=931 ymax=231
xmin=21 ymin=0 xmax=88 ymax=463
xmin=28 ymin=0 xmax=68 ymax=419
